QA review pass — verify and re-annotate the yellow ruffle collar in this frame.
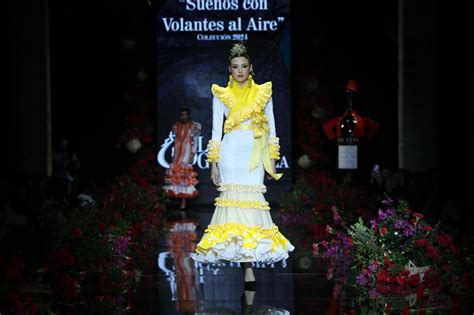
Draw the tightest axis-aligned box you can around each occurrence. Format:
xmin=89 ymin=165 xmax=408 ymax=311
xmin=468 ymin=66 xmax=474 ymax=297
xmin=211 ymin=78 xmax=272 ymax=133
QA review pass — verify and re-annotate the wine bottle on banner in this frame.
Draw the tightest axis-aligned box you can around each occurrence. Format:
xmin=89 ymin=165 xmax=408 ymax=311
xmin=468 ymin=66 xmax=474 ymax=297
xmin=337 ymin=80 xmax=359 ymax=171
xmin=339 ymin=85 xmax=358 ymax=145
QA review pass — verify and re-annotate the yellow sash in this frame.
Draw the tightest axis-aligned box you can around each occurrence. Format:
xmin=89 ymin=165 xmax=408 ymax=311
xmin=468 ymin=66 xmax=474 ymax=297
xmin=235 ymin=124 xmax=283 ymax=180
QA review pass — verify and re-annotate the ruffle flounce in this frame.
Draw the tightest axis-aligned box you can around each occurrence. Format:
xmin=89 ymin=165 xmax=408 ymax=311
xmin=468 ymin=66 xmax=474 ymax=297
xmin=164 ymin=163 xmax=199 ymax=186
xmin=164 ymin=185 xmax=199 ymax=199
xmin=214 ymin=190 xmax=270 ymax=210
xmin=192 ymin=222 xmax=295 ymax=264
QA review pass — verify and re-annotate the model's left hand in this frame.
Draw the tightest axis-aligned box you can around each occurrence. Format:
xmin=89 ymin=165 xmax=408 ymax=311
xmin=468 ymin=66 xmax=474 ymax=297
xmin=266 ymin=160 xmax=277 ymax=180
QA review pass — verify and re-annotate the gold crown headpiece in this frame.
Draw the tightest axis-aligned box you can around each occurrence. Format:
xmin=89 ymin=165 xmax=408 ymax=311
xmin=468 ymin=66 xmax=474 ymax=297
xmin=229 ymin=42 xmax=247 ymax=57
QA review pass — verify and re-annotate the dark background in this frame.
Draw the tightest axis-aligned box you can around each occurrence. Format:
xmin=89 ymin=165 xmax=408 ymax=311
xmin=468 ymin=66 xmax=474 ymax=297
xmin=45 ymin=0 xmax=400 ymax=186
xmin=6 ymin=0 xmax=472 ymax=233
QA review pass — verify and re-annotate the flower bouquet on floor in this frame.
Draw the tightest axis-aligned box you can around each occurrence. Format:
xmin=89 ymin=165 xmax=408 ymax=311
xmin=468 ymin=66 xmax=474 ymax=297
xmin=346 ymin=196 xmax=474 ymax=313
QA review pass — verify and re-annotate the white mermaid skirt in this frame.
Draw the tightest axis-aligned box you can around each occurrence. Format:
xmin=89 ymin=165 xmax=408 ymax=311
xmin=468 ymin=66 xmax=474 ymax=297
xmin=192 ymin=129 xmax=294 ymax=263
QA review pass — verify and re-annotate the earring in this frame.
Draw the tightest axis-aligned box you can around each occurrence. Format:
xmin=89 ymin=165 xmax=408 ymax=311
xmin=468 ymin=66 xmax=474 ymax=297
xmin=248 ymin=74 xmax=252 ymax=87
xmin=228 ymin=74 xmax=233 ymax=88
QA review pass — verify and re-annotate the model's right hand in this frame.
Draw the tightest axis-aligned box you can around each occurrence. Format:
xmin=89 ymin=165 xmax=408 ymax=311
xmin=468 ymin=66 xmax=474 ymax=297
xmin=211 ymin=164 xmax=220 ymax=186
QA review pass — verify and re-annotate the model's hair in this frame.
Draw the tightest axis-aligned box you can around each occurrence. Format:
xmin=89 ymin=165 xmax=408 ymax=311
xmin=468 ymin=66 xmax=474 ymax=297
xmin=179 ymin=107 xmax=190 ymax=114
xmin=228 ymin=42 xmax=251 ymax=65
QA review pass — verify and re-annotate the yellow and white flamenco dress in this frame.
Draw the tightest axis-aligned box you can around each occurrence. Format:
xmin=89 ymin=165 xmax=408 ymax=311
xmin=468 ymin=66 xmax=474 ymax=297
xmin=192 ymin=76 xmax=294 ymax=264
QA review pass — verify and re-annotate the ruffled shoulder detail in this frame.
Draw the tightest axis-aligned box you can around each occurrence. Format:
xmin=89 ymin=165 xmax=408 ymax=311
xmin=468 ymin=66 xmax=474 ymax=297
xmin=211 ymin=84 xmax=234 ymax=109
xmin=223 ymin=81 xmax=273 ymax=133
xmin=258 ymin=81 xmax=272 ymax=97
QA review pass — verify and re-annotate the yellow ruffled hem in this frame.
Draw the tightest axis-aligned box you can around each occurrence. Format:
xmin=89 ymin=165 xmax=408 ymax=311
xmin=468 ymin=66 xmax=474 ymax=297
xmin=193 ymin=222 xmax=295 ymax=263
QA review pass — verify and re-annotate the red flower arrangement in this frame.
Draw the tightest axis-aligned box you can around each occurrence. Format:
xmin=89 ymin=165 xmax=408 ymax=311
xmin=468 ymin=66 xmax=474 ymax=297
xmin=277 ymin=168 xmax=377 ymax=257
xmin=1 ymin=68 xmax=167 ymax=314
xmin=317 ymin=196 xmax=474 ymax=313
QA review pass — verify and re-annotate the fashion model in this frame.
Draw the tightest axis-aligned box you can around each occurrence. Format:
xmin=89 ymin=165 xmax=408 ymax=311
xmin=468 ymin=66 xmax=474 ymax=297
xmin=192 ymin=42 xmax=294 ymax=291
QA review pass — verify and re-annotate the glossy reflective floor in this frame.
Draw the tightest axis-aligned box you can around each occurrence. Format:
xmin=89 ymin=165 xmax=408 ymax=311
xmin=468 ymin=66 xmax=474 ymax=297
xmin=132 ymin=206 xmax=462 ymax=315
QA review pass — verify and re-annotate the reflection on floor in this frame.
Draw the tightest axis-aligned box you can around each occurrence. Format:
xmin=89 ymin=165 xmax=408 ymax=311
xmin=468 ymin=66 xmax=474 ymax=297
xmin=156 ymin=217 xmax=295 ymax=315
xmin=132 ymin=206 xmax=460 ymax=315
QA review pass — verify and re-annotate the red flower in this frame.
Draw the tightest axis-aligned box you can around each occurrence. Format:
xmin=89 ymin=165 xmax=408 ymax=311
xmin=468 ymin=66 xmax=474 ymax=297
xmin=409 ymin=274 xmax=421 ymax=287
xmin=436 ymin=234 xmax=452 ymax=246
xmin=414 ymin=239 xmax=428 ymax=247
xmin=380 ymin=227 xmax=388 ymax=235
xmin=385 ymin=303 xmax=392 ymax=312
xmin=385 ymin=275 xmax=395 ymax=283
xmin=413 ymin=212 xmax=424 ymax=218
xmin=424 ymin=225 xmax=432 ymax=232
xmin=377 ymin=283 xmax=391 ymax=294
xmin=396 ymin=274 xmax=408 ymax=286
xmin=424 ymin=269 xmax=441 ymax=291
xmin=449 ymin=244 xmax=461 ymax=256
xmin=348 ymin=236 xmax=354 ymax=245
xmin=400 ymin=304 xmax=410 ymax=315
xmin=426 ymin=246 xmax=440 ymax=259
xmin=376 ymin=269 xmax=388 ymax=283
xmin=383 ymin=256 xmax=393 ymax=269
xmin=442 ymin=263 xmax=451 ymax=272
xmin=72 ymin=228 xmax=83 ymax=239
xmin=417 ymin=284 xmax=426 ymax=301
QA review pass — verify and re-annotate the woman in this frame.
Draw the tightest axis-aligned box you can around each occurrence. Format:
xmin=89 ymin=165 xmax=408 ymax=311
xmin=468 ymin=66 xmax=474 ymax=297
xmin=163 ymin=107 xmax=201 ymax=212
xmin=192 ymin=42 xmax=294 ymax=290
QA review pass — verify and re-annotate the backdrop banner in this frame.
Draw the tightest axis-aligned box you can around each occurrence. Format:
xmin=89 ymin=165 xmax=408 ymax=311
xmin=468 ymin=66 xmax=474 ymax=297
xmin=156 ymin=0 xmax=292 ymax=204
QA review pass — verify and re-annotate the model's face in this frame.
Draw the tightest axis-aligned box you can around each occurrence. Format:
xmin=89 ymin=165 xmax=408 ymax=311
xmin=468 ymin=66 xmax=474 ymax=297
xmin=180 ymin=111 xmax=189 ymax=122
xmin=229 ymin=57 xmax=252 ymax=86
